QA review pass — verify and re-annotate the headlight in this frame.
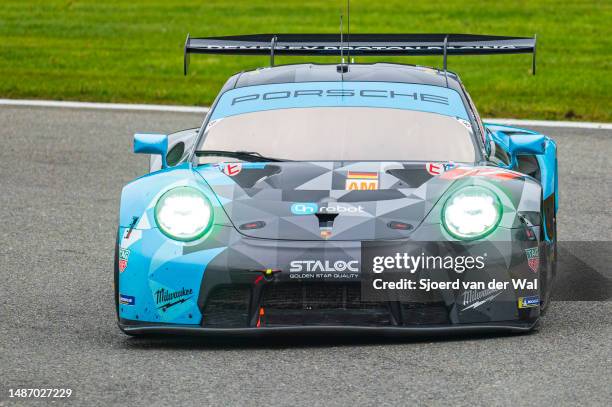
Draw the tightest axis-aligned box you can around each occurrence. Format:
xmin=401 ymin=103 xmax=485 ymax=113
xmin=154 ymin=186 xmax=213 ymax=241
xmin=442 ymin=186 xmax=502 ymax=240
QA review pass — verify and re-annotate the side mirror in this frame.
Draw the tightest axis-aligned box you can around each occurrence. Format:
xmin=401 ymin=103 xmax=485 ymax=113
xmin=508 ymin=134 xmax=546 ymax=155
xmin=502 ymin=134 xmax=546 ymax=169
xmin=134 ymin=133 xmax=168 ymax=169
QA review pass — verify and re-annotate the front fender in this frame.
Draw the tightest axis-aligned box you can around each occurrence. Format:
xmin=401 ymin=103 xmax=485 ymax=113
xmin=420 ymin=167 xmax=543 ymax=241
xmin=118 ymin=163 xmax=231 ymax=230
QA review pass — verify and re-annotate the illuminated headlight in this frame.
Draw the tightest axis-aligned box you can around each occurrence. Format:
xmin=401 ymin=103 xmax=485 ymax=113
xmin=154 ymin=187 xmax=213 ymax=241
xmin=442 ymin=186 xmax=502 ymax=240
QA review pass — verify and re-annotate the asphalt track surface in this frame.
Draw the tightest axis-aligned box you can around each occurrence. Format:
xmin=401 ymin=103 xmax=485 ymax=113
xmin=0 ymin=106 xmax=610 ymax=406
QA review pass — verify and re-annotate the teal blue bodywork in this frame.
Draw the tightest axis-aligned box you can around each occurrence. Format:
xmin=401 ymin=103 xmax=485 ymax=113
xmin=484 ymin=123 xmax=558 ymax=212
xmin=117 ymin=163 xmax=232 ymax=324
xmin=134 ymin=133 xmax=169 ymax=169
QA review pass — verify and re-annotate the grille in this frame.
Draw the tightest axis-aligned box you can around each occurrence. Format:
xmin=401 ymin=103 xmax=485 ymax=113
xmin=261 ymin=283 xmax=391 ymax=326
xmin=201 ymin=282 xmax=451 ymax=328
xmin=202 ymin=285 xmax=250 ymax=327
xmin=401 ymin=302 xmax=450 ymax=325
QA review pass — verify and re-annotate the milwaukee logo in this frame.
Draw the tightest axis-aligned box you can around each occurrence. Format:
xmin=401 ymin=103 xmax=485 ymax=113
xmin=460 ymin=288 xmax=502 ymax=311
xmin=154 ymin=288 xmax=193 ymax=310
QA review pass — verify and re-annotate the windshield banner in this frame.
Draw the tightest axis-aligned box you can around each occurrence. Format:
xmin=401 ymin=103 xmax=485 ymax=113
xmin=210 ymin=81 xmax=469 ymax=121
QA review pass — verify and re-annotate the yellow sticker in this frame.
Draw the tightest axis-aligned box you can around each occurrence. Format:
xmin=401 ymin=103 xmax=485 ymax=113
xmin=345 ymin=171 xmax=379 ymax=190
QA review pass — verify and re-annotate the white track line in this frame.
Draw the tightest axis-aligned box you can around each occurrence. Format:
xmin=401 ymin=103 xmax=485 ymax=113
xmin=483 ymin=118 xmax=611 ymax=130
xmin=1 ymin=99 xmax=610 ymax=130
xmin=0 ymin=99 xmax=209 ymax=114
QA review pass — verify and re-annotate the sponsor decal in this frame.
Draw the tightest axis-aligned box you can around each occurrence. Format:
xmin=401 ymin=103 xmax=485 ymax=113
xmin=205 ymin=118 xmax=222 ymax=130
xmin=518 ymin=296 xmax=540 ymax=309
xmin=319 ymin=204 xmax=365 ymax=214
xmin=119 ymin=294 xmax=135 ymax=306
xmin=231 ymin=89 xmax=450 ymax=106
xmin=154 ymin=287 xmax=193 ymax=311
xmin=347 ymin=171 xmax=378 ymax=180
xmin=525 ymin=247 xmax=539 ymax=273
xmin=207 ymin=44 xmax=524 ymax=54
xmin=425 ymin=162 xmax=455 ymax=176
xmin=221 ymin=162 xmax=242 ymax=176
xmin=440 ymin=167 xmax=522 ymax=181
xmin=291 ymin=203 xmax=318 ymax=215
xmin=240 ymin=163 xmax=267 ymax=169
xmin=457 ymin=118 xmax=473 ymax=132
xmin=291 ymin=202 xmax=366 ymax=215
xmin=118 ymin=248 xmax=130 ymax=273
xmin=290 ymin=260 xmax=359 ymax=273
xmin=345 ymin=171 xmax=379 ymax=191
xmin=211 ymin=82 xmax=470 ymax=123
xmin=426 ymin=162 xmax=444 ymax=176
xmin=124 ymin=216 xmax=139 ymax=239
xmin=460 ymin=288 xmax=502 ymax=311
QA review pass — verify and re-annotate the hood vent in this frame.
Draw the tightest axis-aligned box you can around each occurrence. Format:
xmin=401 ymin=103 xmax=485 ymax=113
xmin=315 ymin=212 xmax=338 ymax=228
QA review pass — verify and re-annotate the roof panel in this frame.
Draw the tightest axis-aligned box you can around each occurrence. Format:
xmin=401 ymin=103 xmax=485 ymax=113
xmin=227 ymin=63 xmax=462 ymax=92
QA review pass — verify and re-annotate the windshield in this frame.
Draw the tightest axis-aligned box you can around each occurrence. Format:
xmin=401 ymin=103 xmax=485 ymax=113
xmin=197 ymin=81 xmax=477 ymax=162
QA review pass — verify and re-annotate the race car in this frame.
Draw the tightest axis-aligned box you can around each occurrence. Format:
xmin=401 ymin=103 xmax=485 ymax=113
xmin=115 ymin=34 xmax=557 ymax=335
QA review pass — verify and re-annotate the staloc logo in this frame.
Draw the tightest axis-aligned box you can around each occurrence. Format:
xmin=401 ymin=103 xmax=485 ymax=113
xmin=290 ymin=260 xmax=359 ymax=273
xmin=291 ymin=202 xmax=365 ymax=215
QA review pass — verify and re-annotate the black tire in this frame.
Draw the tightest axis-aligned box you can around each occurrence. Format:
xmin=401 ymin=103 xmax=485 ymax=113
xmin=541 ymin=217 xmax=557 ymax=315
xmin=114 ymin=230 xmax=142 ymax=336
xmin=539 ymin=196 xmax=557 ymax=315
xmin=114 ymin=229 xmax=120 ymax=320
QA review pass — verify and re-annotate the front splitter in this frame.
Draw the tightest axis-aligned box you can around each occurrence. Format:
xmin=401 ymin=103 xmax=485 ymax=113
xmin=119 ymin=319 xmax=538 ymax=337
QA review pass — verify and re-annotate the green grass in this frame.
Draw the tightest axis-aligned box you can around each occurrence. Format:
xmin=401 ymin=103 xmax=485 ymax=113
xmin=1 ymin=0 xmax=611 ymax=121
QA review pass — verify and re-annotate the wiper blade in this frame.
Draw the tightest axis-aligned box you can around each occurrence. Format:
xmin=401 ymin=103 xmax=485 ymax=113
xmin=195 ymin=150 xmax=286 ymax=162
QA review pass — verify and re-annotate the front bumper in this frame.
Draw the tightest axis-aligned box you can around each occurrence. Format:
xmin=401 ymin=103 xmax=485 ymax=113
xmin=117 ymin=224 xmax=542 ymax=334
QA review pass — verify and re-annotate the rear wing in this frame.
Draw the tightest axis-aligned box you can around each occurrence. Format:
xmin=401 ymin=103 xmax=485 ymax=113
xmin=184 ymin=33 xmax=537 ymax=75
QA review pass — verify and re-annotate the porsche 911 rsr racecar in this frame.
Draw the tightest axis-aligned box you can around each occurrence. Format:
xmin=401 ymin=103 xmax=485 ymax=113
xmin=116 ymin=34 xmax=557 ymax=336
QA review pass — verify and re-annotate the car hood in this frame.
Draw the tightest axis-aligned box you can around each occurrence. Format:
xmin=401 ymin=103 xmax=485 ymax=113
xmin=194 ymin=161 xmax=522 ymax=241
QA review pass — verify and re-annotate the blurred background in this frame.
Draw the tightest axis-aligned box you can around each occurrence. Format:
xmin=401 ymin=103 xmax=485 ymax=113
xmin=1 ymin=0 xmax=610 ymax=121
